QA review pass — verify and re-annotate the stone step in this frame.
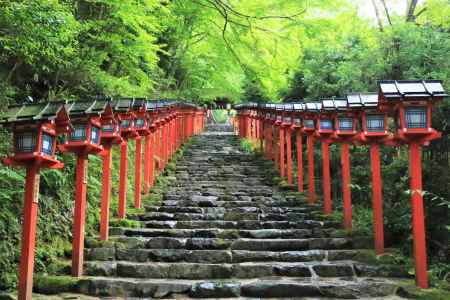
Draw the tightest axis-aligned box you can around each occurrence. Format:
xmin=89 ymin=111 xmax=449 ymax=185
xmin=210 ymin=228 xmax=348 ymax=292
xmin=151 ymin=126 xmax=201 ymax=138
xmin=73 ymin=276 xmax=399 ymax=298
xmin=84 ymin=261 xmax=359 ymax=279
xmin=107 ymin=237 xmax=353 ymax=251
xmin=86 ymin=247 xmax=360 ymax=263
xmin=161 ymin=200 xmax=313 ymax=208
xmin=143 ymin=206 xmax=320 ymax=214
xmin=143 ymin=220 xmax=338 ymax=230
xmin=109 ymin=227 xmax=344 ymax=239
xmin=135 ymin=212 xmax=309 ymax=222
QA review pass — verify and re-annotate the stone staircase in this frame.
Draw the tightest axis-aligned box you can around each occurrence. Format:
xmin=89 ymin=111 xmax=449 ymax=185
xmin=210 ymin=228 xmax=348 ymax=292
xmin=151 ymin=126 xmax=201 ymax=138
xmin=42 ymin=125 xmax=408 ymax=299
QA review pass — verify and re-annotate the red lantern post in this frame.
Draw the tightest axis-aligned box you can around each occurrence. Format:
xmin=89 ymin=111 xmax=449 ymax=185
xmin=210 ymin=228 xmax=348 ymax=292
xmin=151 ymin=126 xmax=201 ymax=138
xmin=302 ymin=103 xmax=320 ymax=204
xmin=281 ymin=104 xmax=295 ymax=185
xmin=378 ymin=80 xmax=446 ymax=288
xmin=293 ymin=103 xmax=305 ymax=193
xmin=59 ymin=101 xmax=107 ymax=277
xmin=332 ymin=97 xmax=361 ymax=232
xmin=1 ymin=103 xmax=70 ymax=300
xmin=264 ymin=107 xmax=274 ymax=160
xmin=114 ymin=99 xmax=139 ymax=219
xmin=132 ymin=99 xmax=152 ymax=209
xmin=97 ymin=101 xmax=122 ymax=241
xmin=143 ymin=102 xmax=157 ymax=194
xmin=355 ymin=93 xmax=390 ymax=255
xmin=315 ymin=100 xmax=337 ymax=215
xmin=275 ymin=104 xmax=285 ymax=176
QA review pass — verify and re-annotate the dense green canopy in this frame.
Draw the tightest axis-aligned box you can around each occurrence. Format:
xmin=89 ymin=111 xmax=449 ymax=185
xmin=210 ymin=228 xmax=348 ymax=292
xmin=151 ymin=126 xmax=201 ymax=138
xmin=1 ymin=0 xmax=448 ymax=103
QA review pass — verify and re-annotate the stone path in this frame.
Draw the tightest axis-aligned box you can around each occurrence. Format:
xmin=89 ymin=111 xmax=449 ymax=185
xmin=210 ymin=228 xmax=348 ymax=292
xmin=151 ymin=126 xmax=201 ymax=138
xmin=39 ymin=125 xmax=409 ymax=299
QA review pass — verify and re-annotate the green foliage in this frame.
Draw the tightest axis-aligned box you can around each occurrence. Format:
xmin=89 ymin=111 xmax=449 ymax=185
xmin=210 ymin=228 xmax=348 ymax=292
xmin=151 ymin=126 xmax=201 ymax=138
xmin=211 ymin=110 xmax=229 ymax=124
xmin=240 ymin=138 xmax=258 ymax=154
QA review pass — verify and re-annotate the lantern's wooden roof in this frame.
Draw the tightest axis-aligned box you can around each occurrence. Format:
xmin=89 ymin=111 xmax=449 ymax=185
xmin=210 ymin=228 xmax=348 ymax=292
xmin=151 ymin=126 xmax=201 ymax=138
xmin=0 ymin=101 xmax=67 ymax=124
xmin=379 ymin=80 xmax=447 ymax=99
xmin=283 ymin=103 xmax=294 ymax=111
xmin=132 ymin=98 xmax=147 ymax=110
xmin=333 ymin=99 xmax=348 ymax=111
xmin=113 ymin=98 xmax=134 ymax=112
xmin=293 ymin=103 xmax=306 ymax=111
xmin=305 ymin=102 xmax=322 ymax=111
xmin=346 ymin=93 xmax=379 ymax=109
xmin=66 ymin=100 xmax=114 ymax=117
xmin=321 ymin=99 xmax=336 ymax=111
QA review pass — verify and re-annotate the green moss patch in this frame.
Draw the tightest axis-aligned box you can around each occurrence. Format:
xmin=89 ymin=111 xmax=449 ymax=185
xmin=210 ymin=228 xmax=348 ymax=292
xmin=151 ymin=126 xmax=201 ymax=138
xmin=397 ymin=280 xmax=450 ymax=300
xmin=109 ymin=218 xmax=142 ymax=228
xmin=34 ymin=275 xmax=79 ymax=294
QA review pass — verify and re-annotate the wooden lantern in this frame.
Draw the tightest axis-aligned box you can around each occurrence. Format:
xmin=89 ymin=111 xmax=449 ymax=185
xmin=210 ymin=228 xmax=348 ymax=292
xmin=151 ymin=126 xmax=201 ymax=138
xmin=1 ymin=102 xmax=70 ymax=300
xmin=378 ymin=79 xmax=447 ymax=289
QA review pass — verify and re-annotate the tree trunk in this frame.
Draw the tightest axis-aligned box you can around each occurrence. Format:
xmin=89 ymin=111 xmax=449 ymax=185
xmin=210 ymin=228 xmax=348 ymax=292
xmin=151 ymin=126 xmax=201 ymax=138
xmin=406 ymin=0 xmax=419 ymax=22
xmin=371 ymin=0 xmax=384 ymax=32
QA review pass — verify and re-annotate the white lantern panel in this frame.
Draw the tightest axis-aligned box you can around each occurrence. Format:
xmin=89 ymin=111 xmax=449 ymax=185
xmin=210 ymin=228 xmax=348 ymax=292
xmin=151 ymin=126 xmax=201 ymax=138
xmin=338 ymin=118 xmax=353 ymax=131
xmin=320 ymin=119 xmax=333 ymax=130
xmin=405 ymin=107 xmax=427 ymax=128
xmin=91 ymin=126 xmax=100 ymax=144
xmin=304 ymin=120 xmax=315 ymax=129
xmin=135 ymin=118 xmax=145 ymax=128
xmin=16 ymin=132 xmax=37 ymax=153
xmin=102 ymin=124 xmax=115 ymax=133
xmin=366 ymin=115 xmax=385 ymax=132
xmin=41 ymin=134 xmax=53 ymax=156
xmin=71 ymin=124 xmax=87 ymax=141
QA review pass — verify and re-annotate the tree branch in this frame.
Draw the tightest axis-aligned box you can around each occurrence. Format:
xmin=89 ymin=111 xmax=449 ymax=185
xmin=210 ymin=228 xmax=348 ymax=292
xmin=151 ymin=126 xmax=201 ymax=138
xmin=371 ymin=0 xmax=384 ymax=32
xmin=379 ymin=0 xmax=392 ymax=26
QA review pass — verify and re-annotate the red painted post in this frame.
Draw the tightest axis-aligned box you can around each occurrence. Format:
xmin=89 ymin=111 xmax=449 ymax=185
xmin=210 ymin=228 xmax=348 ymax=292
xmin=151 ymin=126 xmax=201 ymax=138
xmin=17 ymin=163 xmax=40 ymax=300
xmin=307 ymin=135 xmax=316 ymax=203
xmin=296 ymin=128 xmax=304 ymax=193
xmin=265 ymin=124 xmax=271 ymax=159
xmin=269 ymin=125 xmax=274 ymax=162
xmin=134 ymin=136 xmax=142 ymax=209
xmin=160 ymin=124 xmax=165 ymax=170
xmin=286 ymin=126 xmax=293 ymax=185
xmin=143 ymin=134 xmax=151 ymax=194
xmin=171 ymin=117 xmax=174 ymax=155
xmin=149 ymin=131 xmax=155 ymax=187
xmin=171 ymin=117 xmax=175 ymax=155
xmin=118 ymin=141 xmax=128 ymax=219
xmin=259 ymin=119 xmax=264 ymax=152
xmin=279 ymin=127 xmax=285 ymax=177
xmin=409 ymin=142 xmax=428 ymax=288
xmin=72 ymin=154 xmax=88 ymax=276
xmin=322 ymin=142 xmax=332 ymax=215
xmin=274 ymin=127 xmax=279 ymax=169
xmin=162 ymin=122 xmax=168 ymax=167
xmin=100 ymin=145 xmax=112 ymax=240
xmin=341 ymin=143 xmax=352 ymax=232
xmin=370 ymin=143 xmax=384 ymax=255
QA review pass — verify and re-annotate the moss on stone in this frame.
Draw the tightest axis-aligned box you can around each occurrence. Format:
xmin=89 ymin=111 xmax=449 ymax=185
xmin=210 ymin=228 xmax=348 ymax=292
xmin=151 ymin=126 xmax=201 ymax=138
xmin=34 ymin=275 xmax=79 ymax=294
xmin=353 ymin=248 xmax=414 ymax=270
xmin=46 ymin=260 xmax=71 ymax=275
xmin=278 ymin=180 xmax=294 ymax=191
xmin=109 ymin=218 xmax=142 ymax=228
xmin=397 ymin=280 xmax=450 ymax=300
xmin=127 ymin=207 xmax=145 ymax=215
xmin=84 ymin=238 xmax=116 ymax=249
xmin=329 ymin=229 xmax=349 ymax=238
